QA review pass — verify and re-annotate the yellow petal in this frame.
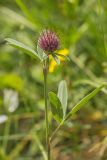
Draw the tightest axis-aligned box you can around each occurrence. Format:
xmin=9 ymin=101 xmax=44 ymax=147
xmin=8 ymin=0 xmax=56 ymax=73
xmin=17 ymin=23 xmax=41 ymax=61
xmin=49 ymin=60 xmax=57 ymax=73
xmin=49 ymin=48 xmax=69 ymax=72
xmin=58 ymin=48 xmax=69 ymax=61
xmin=58 ymin=48 xmax=69 ymax=56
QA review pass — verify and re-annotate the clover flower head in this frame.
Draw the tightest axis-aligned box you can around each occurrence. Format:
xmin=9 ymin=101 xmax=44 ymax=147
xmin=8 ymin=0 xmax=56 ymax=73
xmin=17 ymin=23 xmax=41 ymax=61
xmin=38 ymin=29 xmax=59 ymax=53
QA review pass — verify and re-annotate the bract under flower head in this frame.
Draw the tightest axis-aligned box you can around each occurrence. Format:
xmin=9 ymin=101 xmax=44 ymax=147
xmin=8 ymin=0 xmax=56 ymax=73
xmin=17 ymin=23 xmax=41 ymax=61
xmin=49 ymin=48 xmax=69 ymax=72
xmin=38 ymin=29 xmax=59 ymax=53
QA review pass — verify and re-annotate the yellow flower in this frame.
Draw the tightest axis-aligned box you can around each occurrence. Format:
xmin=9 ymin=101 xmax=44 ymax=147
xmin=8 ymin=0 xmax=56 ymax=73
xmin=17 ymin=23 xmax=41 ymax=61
xmin=49 ymin=48 xmax=69 ymax=73
xmin=58 ymin=48 xmax=69 ymax=61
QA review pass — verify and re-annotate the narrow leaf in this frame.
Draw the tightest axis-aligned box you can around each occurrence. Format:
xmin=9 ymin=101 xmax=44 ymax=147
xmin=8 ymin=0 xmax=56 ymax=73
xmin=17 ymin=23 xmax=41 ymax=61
xmin=55 ymin=53 xmax=70 ymax=61
xmin=15 ymin=0 xmax=35 ymax=23
xmin=52 ymin=54 xmax=60 ymax=65
xmin=58 ymin=80 xmax=68 ymax=118
xmin=65 ymin=84 xmax=105 ymax=121
xmin=48 ymin=92 xmax=63 ymax=123
xmin=42 ymin=53 xmax=48 ymax=61
xmin=5 ymin=38 xmax=40 ymax=60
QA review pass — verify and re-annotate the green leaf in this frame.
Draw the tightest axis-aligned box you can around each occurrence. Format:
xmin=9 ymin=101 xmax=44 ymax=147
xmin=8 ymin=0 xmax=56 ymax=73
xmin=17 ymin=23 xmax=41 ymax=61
xmin=52 ymin=54 xmax=60 ymax=65
xmin=58 ymin=80 xmax=68 ymax=118
xmin=37 ymin=45 xmax=48 ymax=60
xmin=37 ymin=45 xmax=44 ymax=59
xmin=5 ymin=38 xmax=40 ymax=60
xmin=48 ymin=92 xmax=63 ymax=123
xmin=65 ymin=84 xmax=105 ymax=121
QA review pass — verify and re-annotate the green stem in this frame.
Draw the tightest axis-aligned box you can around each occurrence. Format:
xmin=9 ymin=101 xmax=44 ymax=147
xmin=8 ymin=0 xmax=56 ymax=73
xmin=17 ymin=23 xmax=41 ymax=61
xmin=49 ymin=121 xmax=63 ymax=143
xmin=43 ymin=60 xmax=50 ymax=160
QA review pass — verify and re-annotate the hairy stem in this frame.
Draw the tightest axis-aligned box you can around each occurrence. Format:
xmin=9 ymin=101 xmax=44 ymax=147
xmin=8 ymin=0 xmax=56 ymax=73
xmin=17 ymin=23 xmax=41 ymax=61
xmin=43 ymin=60 xmax=50 ymax=160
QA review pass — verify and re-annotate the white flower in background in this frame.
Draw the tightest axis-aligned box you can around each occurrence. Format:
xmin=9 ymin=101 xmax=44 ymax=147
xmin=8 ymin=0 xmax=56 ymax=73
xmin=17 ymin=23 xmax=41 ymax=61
xmin=3 ymin=89 xmax=19 ymax=112
xmin=0 ymin=115 xmax=8 ymax=123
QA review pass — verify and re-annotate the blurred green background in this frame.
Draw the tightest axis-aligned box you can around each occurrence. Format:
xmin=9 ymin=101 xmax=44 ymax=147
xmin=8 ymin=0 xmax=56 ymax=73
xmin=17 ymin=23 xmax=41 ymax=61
xmin=0 ymin=0 xmax=107 ymax=160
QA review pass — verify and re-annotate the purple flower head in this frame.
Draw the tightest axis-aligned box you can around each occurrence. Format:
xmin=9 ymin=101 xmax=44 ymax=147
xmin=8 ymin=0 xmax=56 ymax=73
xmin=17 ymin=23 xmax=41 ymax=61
xmin=38 ymin=29 xmax=59 ymax=53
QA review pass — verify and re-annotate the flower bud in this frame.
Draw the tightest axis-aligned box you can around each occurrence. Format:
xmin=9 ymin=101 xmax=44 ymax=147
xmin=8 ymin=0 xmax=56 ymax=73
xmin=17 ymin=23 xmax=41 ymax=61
xmin=38 ymin=29 xmax=59 ymax=53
